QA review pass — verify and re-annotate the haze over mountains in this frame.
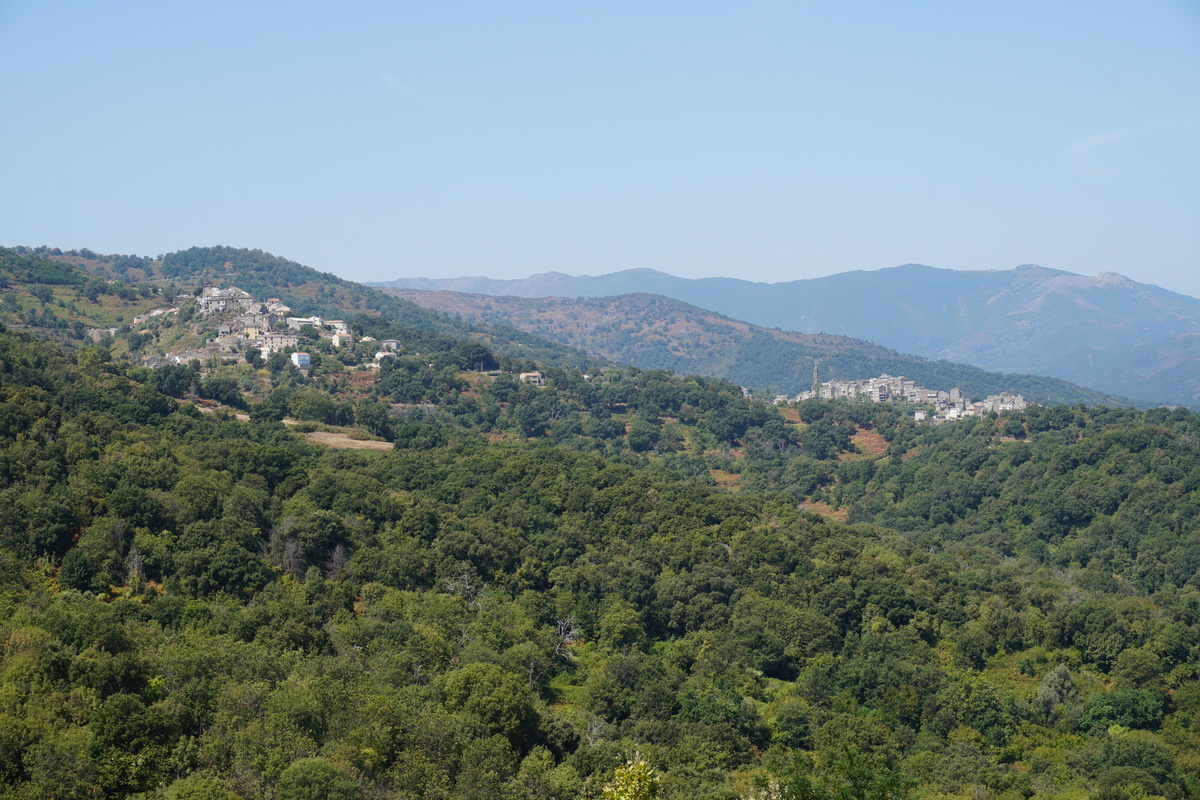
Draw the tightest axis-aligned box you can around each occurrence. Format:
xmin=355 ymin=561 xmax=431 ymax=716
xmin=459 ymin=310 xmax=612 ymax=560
xmin=1 ymin=244 xmax=1132 ymax=408
xmin=377 ymin=288 xmax=1133 ymax=408
xmin=370 ymin=265 xmax=1200 ymax=405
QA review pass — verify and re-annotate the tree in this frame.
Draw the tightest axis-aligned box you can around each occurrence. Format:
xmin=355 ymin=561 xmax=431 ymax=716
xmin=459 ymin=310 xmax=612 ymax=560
xmin=1031 ymin=666 xmax=1078 ymax=728
xmin=768 ymin=748 xmax=910 ymax=800
xmin=451 ymin=339 xmax=499 ymax=371
xmin=627 ymin=416 xmax=659 ymax=453
xmin=598 ymin=600 xmax=645 ymax=651
xmin=356 ymin=399 xmax=395 ymax=441
xmin=590 ymin=416 xmax=626 ymax=441
xmin=513 ymin=403 xmax=547 ymax=438
xmin=454 ymin=735 xmax=519 ymax=800
xmin=154 ymin=362 xmax=201 ymax=397
xmin=437 ymin=662 xmax=538 ymax=746
xmin=266 ymin=350 xmax=291 ymax=376
xmin=164 ymin=775 xmax=240 ymax=800
xmin=200 ymin=375 xmax=245 ymax=408
xmin=1080 ymin=689 xmax=1166 ymax=732
xmin=275 ymin=758 xmax=362 ymax=800
xmin=603 ymin=755 xmax=660 ymax=800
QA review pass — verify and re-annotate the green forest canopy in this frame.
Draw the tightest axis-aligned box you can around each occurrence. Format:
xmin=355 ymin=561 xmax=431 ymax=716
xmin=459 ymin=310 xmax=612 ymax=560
xmin=0 ymin=249 xmax=1199 ymax=799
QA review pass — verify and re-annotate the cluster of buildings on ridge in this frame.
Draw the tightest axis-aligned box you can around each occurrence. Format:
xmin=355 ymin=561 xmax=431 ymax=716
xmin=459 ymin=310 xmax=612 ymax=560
xmin=142 ymin=286 xmax=472 ymax=374
xmin=131 ymin=286 xmax=365 ymax=370
xmin=779 ymin=373 xmax=1030 ymax=421
xmin=200 ymin=287 xmax=350 ymax=356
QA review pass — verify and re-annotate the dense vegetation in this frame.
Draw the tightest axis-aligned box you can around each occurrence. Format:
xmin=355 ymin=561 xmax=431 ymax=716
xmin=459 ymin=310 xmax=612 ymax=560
xmin=2 ymin=245 xmax=1199 ymax=800
xmin=2 ymin=315 xmax=1200 ymax=800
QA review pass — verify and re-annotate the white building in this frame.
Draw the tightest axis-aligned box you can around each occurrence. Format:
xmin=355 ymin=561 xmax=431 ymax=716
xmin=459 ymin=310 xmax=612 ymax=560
xmin=259 ymin=332 xmax=301 ymax=355
xmin=286 ymin=316 xmax=323 ymax=330
xmin=197 ymin=286 xmax=256 ymax=316
xmin=520 ymin=372 xmax=546 ymax=387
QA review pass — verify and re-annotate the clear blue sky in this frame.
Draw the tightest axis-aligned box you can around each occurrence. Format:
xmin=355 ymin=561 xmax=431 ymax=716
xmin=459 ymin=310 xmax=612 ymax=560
xmin=2 ymin=1 xmax=1198 ymax=295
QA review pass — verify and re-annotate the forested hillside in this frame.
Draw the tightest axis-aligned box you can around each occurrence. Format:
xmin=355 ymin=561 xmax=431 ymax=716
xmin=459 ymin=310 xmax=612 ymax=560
xmin=0 ymin=248 xmax=177 ymax=346
xmin=2 ymin=300 xmax=1200 ymax=800
xmin=6 ymin=245 xmax=606 ymax=373
xmin=379 ymin=288 xmax=1135 ymax=406
xmin=153 ymin=246 xmax=607 ymax=373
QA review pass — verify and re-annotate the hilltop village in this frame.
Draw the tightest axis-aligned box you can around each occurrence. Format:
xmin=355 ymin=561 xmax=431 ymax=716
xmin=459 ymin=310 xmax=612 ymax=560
xmin=784 ymin=373 xmax=1030 ymax=421
xmin=111 ymin=286 xmax=1032 ymax=422
xmin=99 ymin=285 xmax=400 ymax=372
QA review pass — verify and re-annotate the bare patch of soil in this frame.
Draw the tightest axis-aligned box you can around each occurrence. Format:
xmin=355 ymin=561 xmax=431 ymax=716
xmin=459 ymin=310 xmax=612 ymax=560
xmin=349 ymin=371 xmax=378 ymax=390
xmin=850 ymin=428 xmax=889 ymax=457
xmin=798 ymin=500 xmax=848 ymax=521
xmin=196 ymin=405 xmax=250 ymax=422
xmin=777 ymin=407 xmax=802 ymax=424
xmin=303 ymin=431 xmax=393 ymax=450
xmin=710 ymin=470 xmax=741 ymax=487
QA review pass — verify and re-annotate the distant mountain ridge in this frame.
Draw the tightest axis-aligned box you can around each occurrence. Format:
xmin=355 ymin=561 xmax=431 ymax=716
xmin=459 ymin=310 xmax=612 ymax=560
xmin=369 ymin=264 xmax=1200 ymax=404
xmin=379 ymin=287 xmax=1138 ymax=408
xmin=370 ymin=267 xmax=755 ymax=301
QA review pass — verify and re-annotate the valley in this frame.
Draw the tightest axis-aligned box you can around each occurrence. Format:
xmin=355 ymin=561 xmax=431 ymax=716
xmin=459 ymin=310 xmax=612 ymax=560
xmin=372 ymin=264 xmax=1200 ymax=406
xmin=377 ymin=287 xmax=1138 ymax=408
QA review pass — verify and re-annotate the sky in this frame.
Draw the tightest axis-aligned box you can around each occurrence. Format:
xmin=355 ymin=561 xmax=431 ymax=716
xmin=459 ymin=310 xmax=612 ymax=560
xmin=2 ymin=1 xmax=1198 ymax=295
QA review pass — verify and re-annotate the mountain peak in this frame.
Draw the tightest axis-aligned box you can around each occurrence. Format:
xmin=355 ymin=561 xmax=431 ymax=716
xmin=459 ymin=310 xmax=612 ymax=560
xmin=1096 ymin=271 xmax=1132 ymax=285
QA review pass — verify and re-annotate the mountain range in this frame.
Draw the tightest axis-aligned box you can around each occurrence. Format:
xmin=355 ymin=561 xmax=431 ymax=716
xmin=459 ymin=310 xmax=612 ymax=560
xmin=2 ymin=245 xmax=1137 ymax=408
xmin=370 ymin=264 xmax=1200 ymax=405
xmin=376 ymin=288 xmax=1133 ymax=407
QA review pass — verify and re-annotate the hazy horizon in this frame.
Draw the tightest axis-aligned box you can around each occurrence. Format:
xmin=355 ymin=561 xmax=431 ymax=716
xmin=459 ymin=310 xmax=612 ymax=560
xmin=3 ymin=2 xmax=1197 ymax=296
xmin=367 ymin=261 xmax=1200 ymax=300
